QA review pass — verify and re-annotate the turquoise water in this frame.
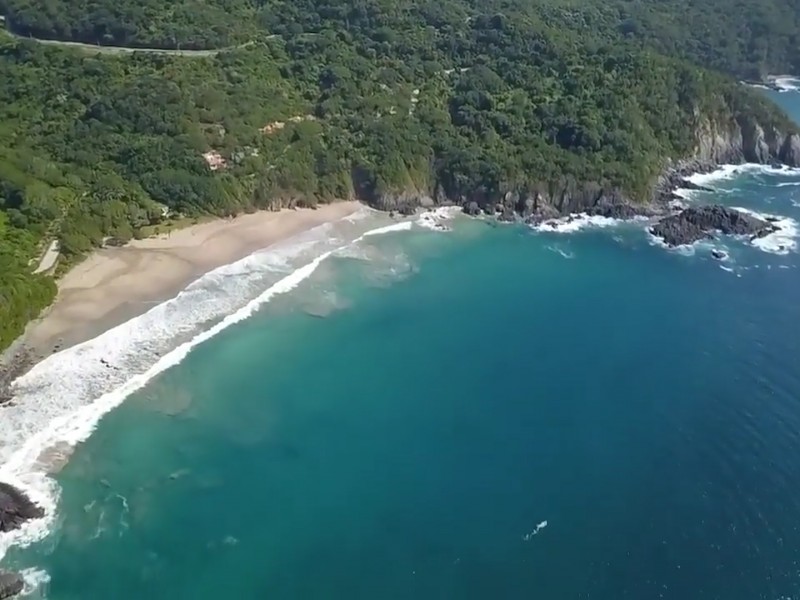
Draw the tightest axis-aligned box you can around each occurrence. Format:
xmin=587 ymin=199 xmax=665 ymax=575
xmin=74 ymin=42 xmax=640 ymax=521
xmin=5 ymin=89 xmax=800 ymax=599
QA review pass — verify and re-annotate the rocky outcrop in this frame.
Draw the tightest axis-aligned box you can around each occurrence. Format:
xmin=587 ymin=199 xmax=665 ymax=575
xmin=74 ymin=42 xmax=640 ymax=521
xmin=0 ymin=572 xmax=22 ymax=599
xmin=649 ymin=205 xmax=776 ymax=246
xmin=0 ymin=346 xmax=37 ymax=406
xmin=0 ymin=483 xmax=44 ymax=532
xmin=352 ymin=109 xmax=800 ymax=222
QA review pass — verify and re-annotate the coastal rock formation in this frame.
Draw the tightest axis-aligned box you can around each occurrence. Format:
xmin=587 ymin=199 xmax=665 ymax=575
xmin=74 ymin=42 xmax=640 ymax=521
xmin=0 ymin=346 xmax=36 ymax=405
xmin=356 ymin=115 xmax=800 ymax=223
xmin=649 ymin=205 xmax=776 ymax=246
xmin=0 ymin=482 xmax=44 ymax=532
xmin=0 ymin=572 xmax=23 ymax=599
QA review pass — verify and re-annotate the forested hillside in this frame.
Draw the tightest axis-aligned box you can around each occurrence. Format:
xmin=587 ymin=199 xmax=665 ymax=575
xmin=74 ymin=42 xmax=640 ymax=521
xmin=0 ymin=0 xmax=258 ymax=49
xmin=0 ymin=0 xmax=799 ymax=349
xmin=3 ymin=0 xmax=800 ymax=78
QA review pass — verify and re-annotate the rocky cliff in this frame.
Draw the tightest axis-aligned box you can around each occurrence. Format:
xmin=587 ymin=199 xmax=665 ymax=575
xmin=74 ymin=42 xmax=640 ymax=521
xmin=357 ymin=109 xmax=800 ymax=221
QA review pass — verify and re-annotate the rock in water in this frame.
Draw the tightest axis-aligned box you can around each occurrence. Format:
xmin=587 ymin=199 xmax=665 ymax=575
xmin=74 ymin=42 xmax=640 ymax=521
xmin=0 ymin=482 xmax=45 ymax=532
xmin=711 ymin=249 xmax=729 ymax=260
xmin=0 ymin=571 xmax=23 ymax=599
xmin=650 ymin=205 xmax=776 ymax=246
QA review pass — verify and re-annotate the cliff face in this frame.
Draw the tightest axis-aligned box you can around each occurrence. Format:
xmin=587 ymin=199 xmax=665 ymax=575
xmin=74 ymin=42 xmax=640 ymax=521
xmin=358 ymin=111 xmax=800 ymax=220
xmin=693 ymin=115 xmax=800 ymax=166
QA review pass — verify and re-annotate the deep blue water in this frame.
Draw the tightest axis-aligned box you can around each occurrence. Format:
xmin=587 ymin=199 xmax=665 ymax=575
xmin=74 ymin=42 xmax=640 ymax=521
xmin=5 ymin=89 xmax=800 ymax=599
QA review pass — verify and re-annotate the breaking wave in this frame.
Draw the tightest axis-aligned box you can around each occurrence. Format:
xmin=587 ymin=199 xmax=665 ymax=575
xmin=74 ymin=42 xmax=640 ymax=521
xmin=0 ymin=216 xmax=417 ymax=561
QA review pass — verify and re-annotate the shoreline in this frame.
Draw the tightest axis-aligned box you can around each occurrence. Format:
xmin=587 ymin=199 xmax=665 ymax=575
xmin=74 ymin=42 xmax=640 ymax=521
xmin=7 ymin=203 xmax=362 ymax=366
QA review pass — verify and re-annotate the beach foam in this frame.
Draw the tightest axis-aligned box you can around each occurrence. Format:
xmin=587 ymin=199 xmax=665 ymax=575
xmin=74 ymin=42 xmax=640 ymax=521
xmin=0 ymin=216 xmax=418 ymax=561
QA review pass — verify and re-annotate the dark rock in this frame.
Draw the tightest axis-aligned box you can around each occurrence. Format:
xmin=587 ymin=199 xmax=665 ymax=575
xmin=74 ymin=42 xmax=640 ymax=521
xmin=650 ymin=205 xmax=776 ymax=246
xmin=397 ymin=204 xmax=416 ymax=216
xmin=678 ymin=178 xmax=715 ymax=193
xmin=0 ymin=482 xmax=44 ymax=532
xmin=0 ymin=346 xmax=36 ymax=406
xmin=497 ymin=209 xmax=517 ymax=222
xmin=0 ymin=571 xmax=22 ymax=599
xmin=463 ymin=201 xmax=481 ymax=216
xmin=584 ymin=202 xmax=652 ymax=220
xmin=711 ymin=249 xmax=728 ymax=260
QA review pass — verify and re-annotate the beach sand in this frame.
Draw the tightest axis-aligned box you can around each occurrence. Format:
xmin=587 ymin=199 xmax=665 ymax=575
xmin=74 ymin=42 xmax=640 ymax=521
xmin=22 ymin=202 xmax=362 ymax=356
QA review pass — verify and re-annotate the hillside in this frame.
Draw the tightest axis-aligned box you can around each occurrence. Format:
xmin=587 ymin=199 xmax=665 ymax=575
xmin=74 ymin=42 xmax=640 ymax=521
xmin=0 ymin=0 xmax=258 ymax=49
xmin=1 ymin=0 xmax=799 ymax=349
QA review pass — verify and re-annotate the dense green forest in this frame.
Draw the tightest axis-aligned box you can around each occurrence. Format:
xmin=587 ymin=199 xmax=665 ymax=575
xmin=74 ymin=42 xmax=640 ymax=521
xmin=0 ymin=0 xmax=799 ymax=349
xmin=0 ymin=0 xmax=258 ymax=49
xmin=2 ymin=0 xmax=800 ymax=77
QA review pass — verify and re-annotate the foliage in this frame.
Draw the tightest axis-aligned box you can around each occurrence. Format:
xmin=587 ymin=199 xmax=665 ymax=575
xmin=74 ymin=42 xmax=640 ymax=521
xmin=0 ymin=0 xmax=799 ymax=349
xmin=0 ymin=0 xmax=258 ymax=49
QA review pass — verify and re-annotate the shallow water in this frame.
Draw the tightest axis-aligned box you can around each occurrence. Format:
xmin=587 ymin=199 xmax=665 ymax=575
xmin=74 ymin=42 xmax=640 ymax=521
xmin=4 ymin=92 xmax=800 ymax=599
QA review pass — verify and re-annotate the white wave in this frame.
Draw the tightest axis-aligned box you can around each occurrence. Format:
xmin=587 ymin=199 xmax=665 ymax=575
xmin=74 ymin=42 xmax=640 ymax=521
xmin=357 ymin=221 xmax=412 ymax=239
xmin=686 ymin=163 xmax=800 ymax=188
xmin=733 ymin=207 xmax=799 ymax=255
xmin=20 ymin=567 xmax=50 ymax=597
xmin=342 ymin=205 xmax=376 ymax=223
xmin=671 ymin=189 xmax=695 ymax=203
xmin=770 ymin=75 xmax=800 ymax=92
xmin=415 ymin=206 xmax=461 ymax=231
xmin=776 ymin=181 xmax=800 ymax=188
xmin=720 ymin=265 xmax=735 ymax=273
xmin=533 ymin=213 xmax=627 ymax=233
xmin=646 ymin=231 xmax=706 ymax=256
xmin=522 ymin=520 xmax=548 ymax=541
xmin=0 ymin=217 xmax=413 ymax=562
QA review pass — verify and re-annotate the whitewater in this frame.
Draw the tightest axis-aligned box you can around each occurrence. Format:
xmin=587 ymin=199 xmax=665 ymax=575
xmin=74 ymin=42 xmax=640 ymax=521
xmin=1 ymin=159 xmax=799 ymax=575
xmin=0 ymin=210 xmax=441 ymax=562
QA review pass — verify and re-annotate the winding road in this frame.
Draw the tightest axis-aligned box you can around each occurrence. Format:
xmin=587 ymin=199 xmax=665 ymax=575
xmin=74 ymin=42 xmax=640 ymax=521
xmin=1 ymin=19 xmax=261 ymax=56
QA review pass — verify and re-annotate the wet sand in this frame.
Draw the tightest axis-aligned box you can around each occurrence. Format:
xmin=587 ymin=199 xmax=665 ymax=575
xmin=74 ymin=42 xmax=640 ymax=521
xmin=22 ymin=203 xmax=361 ymax=356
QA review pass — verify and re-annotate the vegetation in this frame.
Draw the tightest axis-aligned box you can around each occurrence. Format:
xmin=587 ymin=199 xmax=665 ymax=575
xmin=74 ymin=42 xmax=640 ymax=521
xmin=0 ymin=0 xmax=799 ymax=349
xmin=0 ymin=0 xmax=258 ymax=49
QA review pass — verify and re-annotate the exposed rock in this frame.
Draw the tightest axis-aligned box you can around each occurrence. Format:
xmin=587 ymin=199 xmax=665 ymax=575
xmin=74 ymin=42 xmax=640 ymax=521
xmin=0 ymin=571 xmax=23 ymax=599
xmin=0 ymin=346 xmax=36 ymax=406
xmin=0 ymin=482 xmax=45 ymax=532
xmin=352 ymin=114 xmax=800 ymax=223
xmin=650 ymin=205 xmax=776 ymax=246
xmin=779 ymin=133 xmax=800 ymax=167
xmin=711 ymin=249 xmax=729 ymax=260
xmin=462 ymin=201 xmax=481 ymax=216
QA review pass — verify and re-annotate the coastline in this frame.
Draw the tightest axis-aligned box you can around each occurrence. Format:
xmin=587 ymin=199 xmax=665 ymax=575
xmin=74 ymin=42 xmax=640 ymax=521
xmin=13 ymin=202 xmax=361 ymax=362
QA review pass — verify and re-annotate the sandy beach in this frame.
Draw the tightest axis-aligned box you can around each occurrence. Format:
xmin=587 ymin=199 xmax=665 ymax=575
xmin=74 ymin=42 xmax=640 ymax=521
xmin=21 ymin=202 xmax=361 ymax=356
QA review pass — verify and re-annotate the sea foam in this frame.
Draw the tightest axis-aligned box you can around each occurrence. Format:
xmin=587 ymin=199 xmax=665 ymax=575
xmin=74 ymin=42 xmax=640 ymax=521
xmin=533 ymin=213 xmax=628 ymax=234
xmin=685 ymin=164 xmax=800 ymax=189
xmin=416 ymin=206 xmax=462 ymax=231
xmin=0 ymin=215 xmax=417 ymax=561
xmin=771 ymin=76 xmax=800 ymax=92
xmin=732 ymin=207 xmax=799 ymax=255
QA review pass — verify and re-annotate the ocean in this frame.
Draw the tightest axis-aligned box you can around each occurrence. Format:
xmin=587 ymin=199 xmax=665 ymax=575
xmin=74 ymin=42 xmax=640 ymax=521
xmin=2 ymin=87 xmax=800 ymax=599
